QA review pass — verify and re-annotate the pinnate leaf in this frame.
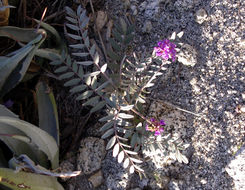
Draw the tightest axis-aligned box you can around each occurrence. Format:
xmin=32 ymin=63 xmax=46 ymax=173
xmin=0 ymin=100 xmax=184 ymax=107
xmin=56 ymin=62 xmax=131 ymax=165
xmin=106 ymin=136 xmax=116 ymax=150
xmin=113 ymin=143 xmax=119 ymax=157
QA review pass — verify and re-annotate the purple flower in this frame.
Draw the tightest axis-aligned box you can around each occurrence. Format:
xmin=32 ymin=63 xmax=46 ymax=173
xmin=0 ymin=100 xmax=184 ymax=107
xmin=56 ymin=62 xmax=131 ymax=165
xmin=145 ymin=118 xmax=165 ymax=136
xmin=154 ymin=39 xmax=176 ymax=62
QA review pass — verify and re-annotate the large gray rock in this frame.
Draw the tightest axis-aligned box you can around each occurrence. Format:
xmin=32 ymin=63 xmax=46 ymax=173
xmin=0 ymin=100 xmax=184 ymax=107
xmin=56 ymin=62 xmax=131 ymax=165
xmin=77 ymin=137 xmax=106 ymax=175
xmin=225 ymin=146 xmax=245 ymax=190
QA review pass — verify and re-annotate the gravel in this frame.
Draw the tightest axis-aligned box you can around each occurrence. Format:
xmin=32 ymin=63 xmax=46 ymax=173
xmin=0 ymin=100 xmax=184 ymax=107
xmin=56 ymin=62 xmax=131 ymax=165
xmin=104 ymin=0 xmax=244 ymax=189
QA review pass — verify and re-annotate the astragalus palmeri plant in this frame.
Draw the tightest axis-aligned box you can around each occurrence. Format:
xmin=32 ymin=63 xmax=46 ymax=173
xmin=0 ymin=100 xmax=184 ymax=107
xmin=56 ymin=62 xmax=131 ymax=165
xmin=50 ymin=5 xmax=189 ymax=174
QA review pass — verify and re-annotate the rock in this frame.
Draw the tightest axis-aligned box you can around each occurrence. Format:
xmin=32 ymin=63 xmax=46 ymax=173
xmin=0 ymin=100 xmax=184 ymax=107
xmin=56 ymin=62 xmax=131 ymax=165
xmin=225 ymin=146 xmax=245 ymax=190
xmin=102 ymin=151 xmax=129 ymax=190
xmin=168 ymin=179 xmax=181 ymax=190
xmin=177 ymin=44 xmax=197 ymax=67
xmin=195 ymin=8 xmax=208 ymax=24
xmin=77 ymin=137 xmax=106 ymax=175
xmin=88 ymin=170 xmax=104 ymax=188
xmin=142 ymin=20 xmax=153 ymax=33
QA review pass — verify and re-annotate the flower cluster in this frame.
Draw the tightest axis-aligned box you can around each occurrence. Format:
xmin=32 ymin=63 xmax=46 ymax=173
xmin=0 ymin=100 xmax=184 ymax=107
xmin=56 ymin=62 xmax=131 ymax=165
xmin=154 ymin=39 xmax=176 ymax=62
xmin=145 ymin=118 xmax=165 ymax=136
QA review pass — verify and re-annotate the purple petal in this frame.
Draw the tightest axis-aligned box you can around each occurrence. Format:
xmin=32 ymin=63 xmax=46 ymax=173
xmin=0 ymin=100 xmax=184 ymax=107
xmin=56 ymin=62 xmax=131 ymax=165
xmin=160 ymin=120 xmax=165 ymax=125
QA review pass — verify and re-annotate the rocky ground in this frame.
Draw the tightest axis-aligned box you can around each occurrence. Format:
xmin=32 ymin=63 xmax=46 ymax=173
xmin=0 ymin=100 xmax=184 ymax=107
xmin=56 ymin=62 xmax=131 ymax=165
xmin=62 ymin=0 xmax=244 ymax=189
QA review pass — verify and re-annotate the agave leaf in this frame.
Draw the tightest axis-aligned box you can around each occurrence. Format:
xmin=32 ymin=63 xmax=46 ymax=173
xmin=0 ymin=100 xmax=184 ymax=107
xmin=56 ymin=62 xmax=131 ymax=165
xmin=0 ymin=26 xmax=39 ymax=43
xmin=0 ymin=105 xmax=18 ymax=118
xmin=106 ymin=136 xmax=116 ymax=150
xmin=100 ymin=121 xmax=114 ymax=132
xmin=0 ymin=116 xmax=59 ymax=169
xmin=76 ymin=90 xmax=93 ymax=100
xmin=90 ymin=101 xmax=106 ymax=113
xmin=112 ymin=143 xmax=119 ymax=157
xmin=69 ymin=85 xmax=86 ymax=94
xmin=35 ymin=48 xmax=61 ymax=61
xmin=101 ymin=128 xmax=114 ymax=139
xmin=0 ymin=168 xmax=64 ymax=190
xmin=36 ymin=81 xmax=59 ymax=146
xmin=118 ymin=151 xmax=124 ymax=163
xmin=34 ymin=20 xmax=62 ymax=47
xmin=0 ymin=32 xmax=46 ymax=97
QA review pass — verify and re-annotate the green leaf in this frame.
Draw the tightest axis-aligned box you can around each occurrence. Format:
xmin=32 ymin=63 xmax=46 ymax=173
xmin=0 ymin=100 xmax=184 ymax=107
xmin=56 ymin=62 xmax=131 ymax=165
xmin=72 ymin=52 xmax=89 ymax=57
xmin=94 ymin=52 xmax=99 ymax=65
xmin=123 ymin=158 xmax=129 ymax=168
xmin=99 ymin=121 xmax=114 ymax=132
xmin=112 ymin=29 xmax=123 ymax=43
xmin=120 ymin=18 xmax=127 ymax=34
xmin=118 ymin=113 xmax=134 ymax=119
xmin=69 ymin=44 xmax=85 ymax=49
xmin=130 ymin=157 xmax=142 ymax=164
xmin=76 ymin=61 xmax=93 ymax=66
xmin=81 ymin=18 xmax=89 ymax=30
xmin=99 ymin=115 xmax=114 ymax=122
xmin=54 ymin=66 xmax=68 ymax=73
xmin=109 ymin=38 xmax=120 ymax=51
xmin=101 ymin=128 xmax=114 ymax=139
xmin=133 ymin=164 xmax=144 ymax=172
xmin=90 ymin=101 xmax=106 ymax=113
xmin=64 ymin=78 xmax=81 ymax=87
xmin=106 ymin=136 xmax=116 ymax=150
xmin=65 ymin=6 xmax=76 ymax=17
xmin=66 ymin=16 xmax=78 ymax=24
xmin=112 ymin=143 xmax=119 ymax=157
xmin=89 ymin=44 xmax=96 ymax=56
xmin=95 ymin=81 xmax=110 ymax=92
xmin=130 ymin=133 xmax=137 ymax=147
xmin=49 ymin=60 xmax=62 ymax=65
xmin=36 ymin=82 xmax=59 ymax=146
xmin=76 ymin=91 xmax=93 ymax=100
xmin=69 ymin=85 xmax=86 ymax=94
xmin=0 ymin=168 xmax=64 ymax=190
xmin=181 ymin=154 xmax=189 ymax=164
xmin=129 ymin=165 xmax=135 ymax=173
xmin=124 ymin=150 xmax=137 ymax=155
xmin=83 ymin=96 xmax=99 ymax=106
xmin=59 ymin=72 xmax=74 ymax=80
xmin=67 ymin=33 xmax=82 ymax=40
xmin=118 ymin=151 xmax=124 ymax=163
xmin=84 ymin=71 xmax=101 ymax=78
xmin=0 ymin=116 xmax=59 ymax=169
xmin=120 ymin=105 xmax=134 ymax=111
xmin=79 ymin=10 xmax=87 ymax=23
xmin=100 ymin=64 xmax=107 ymax=73
xmin=66 ymin=23 xmax=79 ymax=31
xmin=107 ymin=49 xmax=121 ymax=61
